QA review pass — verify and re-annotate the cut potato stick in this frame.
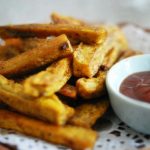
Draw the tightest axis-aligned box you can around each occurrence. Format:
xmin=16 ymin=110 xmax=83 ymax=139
xmin=73 ymin=40 xmax=110 ymax=78
xmin=76 ymin=71 xmax=106 ymax=99
xmin=0 ymin=75 xmax=74 ymax=125
xmin=51 ymin=12 xmax=86 ymax=26
xmin=0 ymin=38 xmax=58 ymax=61
xmin=58 ymin=84 xmax=77 ymax=99
xmin=0 ymin=109 xmax=97 ymax=150
xmin=0 ymin=24 xmax=107 ymax=44
xmin=21 ymin=38 xmax=57 ymax=51
xmin=100 ymin=48 xmax=121 ymax=70
xmin=51 ymin=13 xmax=94 ymax=46
xmin=72 ymin=36 xmax=110 ymax=78
xmin=23 ymin=57 xmax=72 ymax=97
xmin=69 ymin=98 xmax=109 ymax=128
xmin=0 ymin=34 xmax=73 ymax=76
xmin=73 ymin=25 xmax=127 ymax=78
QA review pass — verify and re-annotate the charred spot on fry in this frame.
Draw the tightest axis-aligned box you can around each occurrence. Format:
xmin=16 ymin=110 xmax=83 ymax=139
xmin=0 ymin=24 xmax=107 ymax=44
xmin=59 ymin=42 xmax=69 ymax=50
xmin=100 ymin=65 xmax=109 ymax=71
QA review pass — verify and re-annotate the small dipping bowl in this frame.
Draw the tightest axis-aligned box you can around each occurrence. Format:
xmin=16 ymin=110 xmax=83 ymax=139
xmin=106 ymin=54 xmax=150 ymax=134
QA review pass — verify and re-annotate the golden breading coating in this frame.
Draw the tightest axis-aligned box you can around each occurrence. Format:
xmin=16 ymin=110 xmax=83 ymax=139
xmin=0 ymin=34 xmax=73 ymax=76
xmin=23 ymin=57 xmax=72 ymax=97
xmin=0 ymin=75 xmax=74 ymax=125
xmin=76 ymin=71 xmax=106 ymax=99
xmin=0 ymin=24 xmax=107 ymax=44
xmin=0 ymin=109 xmax=97 ymax=150
xmin=69 ymin=98 xmax=109 ymax=128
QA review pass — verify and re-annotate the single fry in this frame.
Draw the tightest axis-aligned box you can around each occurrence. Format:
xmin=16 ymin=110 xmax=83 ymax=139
xmin=0 ymin=38 xmax=58 ymax=61
xmin=76 ymin=71 xmax=106 ymax=99
xmin=73 ymin=25 xmax=127 ymax=78
xmin=22 ymin=38 xmax=57 ymax=51
xmin=23 ymin=57 xmax=72 ymax=97
xmin=51 ymin=12 xmax=86 ymax=26
xmin=0 ymin=75 xmax=74 ymax=125
xmin=0 ymin=34 xmax=73 ymax=76
xmin=100 ymin=48 xmax=121 ymax=70
xmin=0 ymin=23 xmax=107 ymax=44
xmin=73 ymin=43 xmax=107 ymax=78
xmin=58 ymin=84 xmax=77 ymax=99
xmin=0 ymin=109 xmax=97 ymax=150
xmin=69 ymin=98 xmax=109 ymax=128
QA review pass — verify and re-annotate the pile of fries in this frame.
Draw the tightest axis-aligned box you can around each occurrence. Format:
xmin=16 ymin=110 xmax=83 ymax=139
xmin=0 ymin=12 xmax=142 ymax=150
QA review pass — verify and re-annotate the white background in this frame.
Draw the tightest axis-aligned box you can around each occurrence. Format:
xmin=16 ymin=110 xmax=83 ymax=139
xmin=0 ymin=0 xmax=150 ymax=27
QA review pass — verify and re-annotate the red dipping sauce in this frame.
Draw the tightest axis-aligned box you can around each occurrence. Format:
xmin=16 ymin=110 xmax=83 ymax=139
xmin=120 ymin=71 xmax=150 ymax=103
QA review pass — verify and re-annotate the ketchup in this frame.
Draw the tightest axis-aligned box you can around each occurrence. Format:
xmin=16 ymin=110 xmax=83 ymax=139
xmin=120 ymin=71 xmax=150 ymax=103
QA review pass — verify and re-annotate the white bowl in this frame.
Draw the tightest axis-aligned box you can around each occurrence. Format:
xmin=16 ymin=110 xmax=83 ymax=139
xmin=106 ymin=54 xmax=150 ymax=134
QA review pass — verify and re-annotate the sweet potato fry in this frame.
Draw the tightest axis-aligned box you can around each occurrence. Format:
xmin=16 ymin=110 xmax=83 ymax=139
xmin=76 ymin=71 xmax=106 ymax=99
xmin=69 ymin=98 xmax=109 ymax=128
xmin=0 ymin=38 xmax=58 ymax=61
xmin=73 ymin=25 xmax=127 ymax=78
xmin=51 ymin=12 xmax=86 ymax=26
xmin=58 ymin=84 xmax=77 ymax=99
xmin=0 ymin=24 xmax=107 ymax=44
xmin=73 ymin=41 xmax=109 ymax=78
xmin=0 ymin=75 xmax=74 ymax=125
xmin=0 ymin=34 xmax=73 ymax=76
xmin=23 ymin=57 xmax=72 ymax=97
xmin=0 ymin=109 xmax=97 ymax=150
xmin=100 ymin=48 xmax=121 ymax=70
